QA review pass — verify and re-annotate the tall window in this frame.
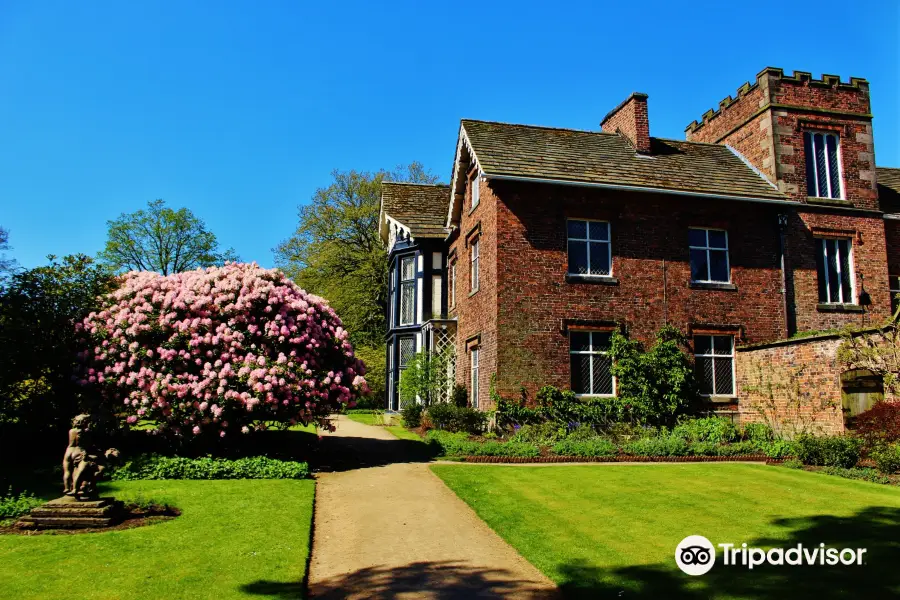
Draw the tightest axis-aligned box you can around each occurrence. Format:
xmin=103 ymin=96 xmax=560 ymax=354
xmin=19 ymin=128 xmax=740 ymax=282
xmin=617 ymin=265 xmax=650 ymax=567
xmin=449 ymin=262 xmax=456 ymax=308
xmin=689 ymin=228 xmax=729 ymax=283
xmin=399 ymin=255 xmax=416 ymax=325
xmin=694 ymin=335 xmax=734 ymax=397
xmin=567 ymin=220 xmax=611 ymax=276
xmin=470 ymin=238 xmax=480 ymax=292
xmin=805 ymin=131 xmax=842 ymax=199
xmin=470 ymin=347 xmax=480 ymax=408
xmin=815 ymin=238 xmax=854 ymax=304
xmin=471 ymin=176 xmax=480 ymax=209
xmin=569 ymin=331 xmax=614 ymax=396
xmin=431 ymin=275 xmax=442 ymax=318
xmin=891 ymin=275 xmax=900 ymax=314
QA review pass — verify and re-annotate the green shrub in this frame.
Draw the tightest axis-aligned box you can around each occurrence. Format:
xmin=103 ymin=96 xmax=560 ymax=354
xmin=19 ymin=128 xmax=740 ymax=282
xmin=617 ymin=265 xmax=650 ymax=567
xmin=426 ymin=403 xmax=487 ymax=434
xmin=510 ymin=422 xmax=565 ymax=445
xmin=761 ymin=439 xmax=796 ymax=459
xmin=782 ymin=458 xmax=805 ymax=469
xmin=452 ymin=384 xmax=469 ymax=408
xmin=742 ymin=422 xmax=774 ymax=444
xmin=566 ymin=424 xmax=600 ymax=441
xmin=871 ymin=443 xmax=900 ymax=474
xmin=552 ymin=438 xmax=617 ymax=457
xmin=425 ymin=430 xmax=538 ymax=457
xmin=795 ymin=435 xmax=862 ymax=469
xmin=111 ymin=454 xmax=310 ymax=480
xmin=672 ymin=417 xmax=738 ymax=444
xmin=622 ymin=436 xmax=689 ymax=457
xmin=0 ymin=487 xmax=42 ymax=519
xmin=820 ymin=466 xmax=890 ymax=485
xmin=400 ymin=402 xmax=424 ymax=428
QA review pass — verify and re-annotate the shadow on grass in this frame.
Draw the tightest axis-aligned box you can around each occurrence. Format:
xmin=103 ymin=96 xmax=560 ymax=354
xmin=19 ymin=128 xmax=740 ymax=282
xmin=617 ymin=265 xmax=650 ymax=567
xmin=555 ymin=505 xmax=900 ymax=599
xmin=240 ymin=507 xmax=900 ymax=599
xmin=241 ymin=560 xmax=559 ymax=599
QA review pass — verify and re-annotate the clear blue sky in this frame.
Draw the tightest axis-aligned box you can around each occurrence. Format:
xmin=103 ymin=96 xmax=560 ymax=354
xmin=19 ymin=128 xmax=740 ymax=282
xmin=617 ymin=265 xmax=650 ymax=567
xmin=2 ymin=0 xmax=898 ymax=269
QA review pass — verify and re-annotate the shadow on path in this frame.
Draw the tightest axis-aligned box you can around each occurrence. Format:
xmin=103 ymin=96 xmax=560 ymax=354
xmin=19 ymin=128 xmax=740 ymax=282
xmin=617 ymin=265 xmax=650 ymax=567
xmin=242 ymin=560 xmax=559 ymax=599
xmin=309 ymin=433 xmax=436 ymax=472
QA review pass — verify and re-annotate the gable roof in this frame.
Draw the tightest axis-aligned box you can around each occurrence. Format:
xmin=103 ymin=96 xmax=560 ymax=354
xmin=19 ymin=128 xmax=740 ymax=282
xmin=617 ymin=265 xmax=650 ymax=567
xmin=878 ymin=167 xmax=900 ymax=214
xmin=379 ymin=182 xmax=451 ymax=243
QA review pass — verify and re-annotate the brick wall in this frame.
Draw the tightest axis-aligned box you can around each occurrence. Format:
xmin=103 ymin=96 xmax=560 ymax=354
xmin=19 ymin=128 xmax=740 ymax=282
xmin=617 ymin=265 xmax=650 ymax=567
xmin=448 ymin=175 xmax=499 ymax=409
xmin=736 ymin=335 xmax=845 ymax=437
xmin=785 ymin=210 xmax=891 ymax=332
xmin=491 ymin=179 xmax=788 ymax=399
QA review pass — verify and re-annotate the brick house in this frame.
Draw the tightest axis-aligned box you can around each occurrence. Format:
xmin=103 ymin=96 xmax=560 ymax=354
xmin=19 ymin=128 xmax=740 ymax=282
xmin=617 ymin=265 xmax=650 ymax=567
xmin=379 ymin=67 xmax=900 ymax=430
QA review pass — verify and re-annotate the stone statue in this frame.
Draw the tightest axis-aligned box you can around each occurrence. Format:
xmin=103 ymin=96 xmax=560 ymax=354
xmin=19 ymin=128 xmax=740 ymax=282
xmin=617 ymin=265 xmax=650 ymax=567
xmin=62 ymin=414 xmax=119 ymax=500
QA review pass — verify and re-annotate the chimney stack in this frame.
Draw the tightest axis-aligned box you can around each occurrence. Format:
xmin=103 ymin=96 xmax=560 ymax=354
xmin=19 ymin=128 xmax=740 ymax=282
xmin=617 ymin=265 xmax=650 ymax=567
xmin=601 ymin=92 xmax=651 ymax=154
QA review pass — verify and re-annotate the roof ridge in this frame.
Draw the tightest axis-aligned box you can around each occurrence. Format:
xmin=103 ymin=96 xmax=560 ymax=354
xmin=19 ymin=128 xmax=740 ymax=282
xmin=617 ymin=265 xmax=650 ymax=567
xmin=462 ymin=118 xmax=616 ymax=136
xmin=382 ymin=181 xmax=450 ymax=187
xmin=876 ymin=166 xmax=900 ymax=172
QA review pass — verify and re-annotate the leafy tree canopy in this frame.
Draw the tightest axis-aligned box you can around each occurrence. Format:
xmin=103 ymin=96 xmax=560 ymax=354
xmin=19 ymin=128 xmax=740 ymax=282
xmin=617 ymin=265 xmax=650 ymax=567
xmin=0 ymin=254 xmax=116 ymax=448
xmin=0 ymin=226 xmax=15 ymax=276
xmin=99 ymin=199 xmax=238 ymax=275
xmin=274 ymin=163 xmax=441 ymax=402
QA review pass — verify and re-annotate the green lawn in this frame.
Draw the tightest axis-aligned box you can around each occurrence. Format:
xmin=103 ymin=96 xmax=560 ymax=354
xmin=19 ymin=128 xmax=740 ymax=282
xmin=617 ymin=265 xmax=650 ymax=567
xmin=432 ymin=463 xmax=900 ymax=599
xmin=0 ymin=479 xmax=314 ymax=600
xmin=344 ymin=412 xmax=421 ymax=442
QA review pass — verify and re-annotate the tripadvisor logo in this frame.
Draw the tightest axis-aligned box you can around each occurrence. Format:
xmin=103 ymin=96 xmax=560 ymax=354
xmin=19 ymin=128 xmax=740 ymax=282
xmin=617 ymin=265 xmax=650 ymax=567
xmin=675 ymin=535 xmax=867 ymax=576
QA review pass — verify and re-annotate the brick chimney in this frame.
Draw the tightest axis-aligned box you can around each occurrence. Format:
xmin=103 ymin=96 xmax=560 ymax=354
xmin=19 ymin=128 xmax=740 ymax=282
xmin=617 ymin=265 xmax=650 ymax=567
xmin=601 ymin=92 xmax=651 ymax=154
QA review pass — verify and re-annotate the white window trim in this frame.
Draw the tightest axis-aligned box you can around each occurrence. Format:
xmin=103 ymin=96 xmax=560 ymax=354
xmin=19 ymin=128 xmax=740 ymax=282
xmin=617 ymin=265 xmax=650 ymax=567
xmin=569 ymin=330 xmax=616 ymax=397
xmin=471 ymin=175 xmax=480 ymax=209
xmin=695 ymin=335 xmax=736 ymax=398
xmin=817 ymin=237 xmax=856 ymax=305
xmin=566 ymin=219 xmax=612 ymax=277
xmin=470 ymin=347 xmax=480 ymax=408
xmin=398 ymin=254 xmax=416 ymax=326
xmin=805 ymin=130 xmax=844 ymax=200
xmin=470 ymin=239 xmax=480 ymax=293
xmin=688 ymin=228 xmax=731 ymax=284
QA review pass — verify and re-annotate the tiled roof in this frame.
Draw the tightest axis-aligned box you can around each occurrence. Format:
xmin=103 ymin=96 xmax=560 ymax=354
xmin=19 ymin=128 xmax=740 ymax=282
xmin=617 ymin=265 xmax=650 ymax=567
xmin=381 ymin=182 xmax=451 ymax=239
xmin=877 ymin=167 xmax=900 ymax=214
xmin=461 ymin=119 xmax=787 ymax=201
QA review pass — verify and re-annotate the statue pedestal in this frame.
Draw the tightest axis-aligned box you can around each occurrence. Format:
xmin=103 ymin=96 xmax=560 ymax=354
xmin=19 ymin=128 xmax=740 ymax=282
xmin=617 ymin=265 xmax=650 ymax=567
xmin=17 ymin=496 xmax=124 ymax=530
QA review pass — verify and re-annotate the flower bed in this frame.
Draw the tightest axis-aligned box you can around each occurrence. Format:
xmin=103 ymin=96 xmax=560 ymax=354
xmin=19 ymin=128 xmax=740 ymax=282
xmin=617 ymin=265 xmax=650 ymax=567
xmin=459 ymin=454 xmax=773 ymax=464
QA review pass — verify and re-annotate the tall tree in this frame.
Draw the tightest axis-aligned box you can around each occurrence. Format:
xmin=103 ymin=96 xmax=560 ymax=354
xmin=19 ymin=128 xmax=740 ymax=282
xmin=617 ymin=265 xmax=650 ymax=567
xmin=99 ymin=199 xmax=238 ymax=274
xmin=274 ymin=162 xmax=441 ymax=401
xmin=0 ymin=226 xmax=16 ymax=275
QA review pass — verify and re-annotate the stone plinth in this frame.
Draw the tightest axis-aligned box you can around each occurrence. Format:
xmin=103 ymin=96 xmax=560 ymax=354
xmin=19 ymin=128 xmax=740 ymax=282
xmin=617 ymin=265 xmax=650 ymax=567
xmin=17 ymin=496 xmax=124 ymax=529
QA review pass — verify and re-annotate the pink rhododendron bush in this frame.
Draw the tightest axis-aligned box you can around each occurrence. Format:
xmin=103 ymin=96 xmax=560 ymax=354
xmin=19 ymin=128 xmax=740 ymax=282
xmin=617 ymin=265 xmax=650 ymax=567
xmin=76 ymin=262 xmax=369 ymax=438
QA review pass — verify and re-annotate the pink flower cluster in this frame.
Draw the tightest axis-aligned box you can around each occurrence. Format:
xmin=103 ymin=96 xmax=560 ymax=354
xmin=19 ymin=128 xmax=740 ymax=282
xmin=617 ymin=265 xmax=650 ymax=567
xmin=76 ymin=262 xmax=369 ymax=436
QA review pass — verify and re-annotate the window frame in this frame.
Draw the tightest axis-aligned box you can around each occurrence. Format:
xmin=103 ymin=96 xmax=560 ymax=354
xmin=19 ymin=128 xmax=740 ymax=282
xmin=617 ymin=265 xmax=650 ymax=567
xmin=471 ymin=175 xmax=480 ymax=209
xmin=470 ymin=346 xmax=480 ymax=408
xmin=688 ymin=228 xmax=730 ymax=284
xmin=566 ymin=219 xmax=612 ymax=277
xmin=449 ymin=260 xmax=456 ymax=309
xmin=816 ymin=237 xmax=856 ymax=305
xmin=694 ymin=334 xmax=736 ymax=398
xmin=568 ymin=329 xmax=616 ymax=397
xmin=398 ymin=254 xmax=416 ymax=326
xmin=470 ymin=238 xmax=480 ymax=293
xmin=804 ymin=130 xmax=844 ymax=200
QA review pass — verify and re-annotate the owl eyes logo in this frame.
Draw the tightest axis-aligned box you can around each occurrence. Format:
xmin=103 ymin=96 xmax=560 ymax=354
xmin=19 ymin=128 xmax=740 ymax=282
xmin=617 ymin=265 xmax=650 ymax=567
xmin=675 ymin=535 xmax=716 ymax=575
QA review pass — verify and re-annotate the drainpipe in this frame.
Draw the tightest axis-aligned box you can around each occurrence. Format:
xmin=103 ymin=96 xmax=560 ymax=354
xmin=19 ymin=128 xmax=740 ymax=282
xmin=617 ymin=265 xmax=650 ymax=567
xmin=777 ymin=213 xmax=791 ymax=338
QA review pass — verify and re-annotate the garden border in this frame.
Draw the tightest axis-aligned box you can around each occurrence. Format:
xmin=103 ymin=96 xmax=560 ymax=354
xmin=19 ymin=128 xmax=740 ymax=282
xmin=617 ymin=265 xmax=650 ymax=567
xmin=458 ymin=455 xmax=791 ymax=464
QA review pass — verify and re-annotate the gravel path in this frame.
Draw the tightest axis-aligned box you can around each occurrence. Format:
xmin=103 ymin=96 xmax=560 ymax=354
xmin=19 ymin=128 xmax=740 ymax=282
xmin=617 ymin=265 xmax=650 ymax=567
xmin=307 ymin=415 xmax=558 ymax=599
